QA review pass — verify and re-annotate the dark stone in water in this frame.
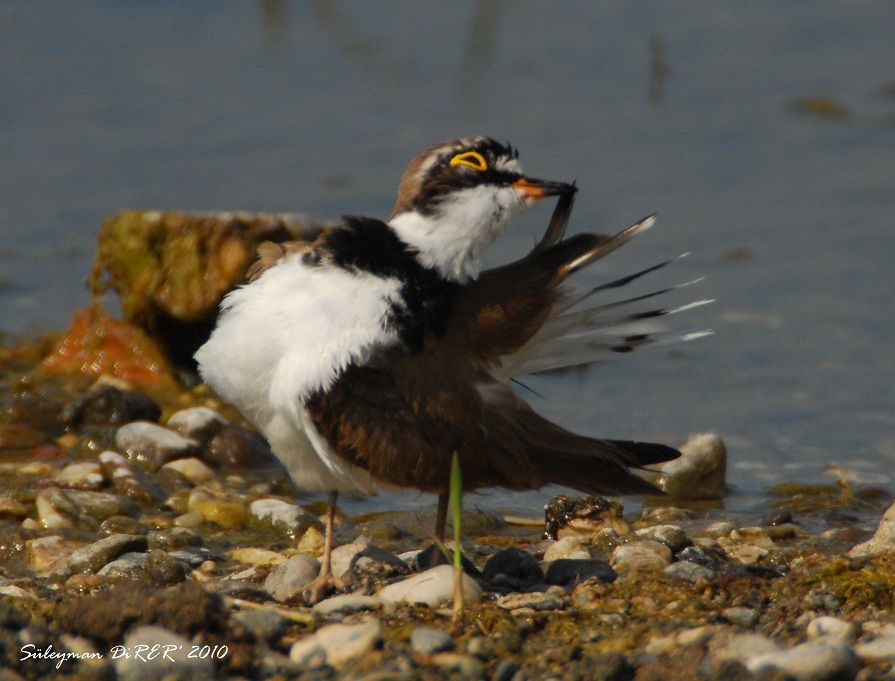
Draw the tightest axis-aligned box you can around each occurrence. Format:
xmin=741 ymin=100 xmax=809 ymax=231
xmin=62 ymin=384 xmax=161 ymax=429
xmin=205 ymin=425 xmax=277 ymax=468
xmin=481 ymin=547 xmax=543 ymax=585
xmin=543 ymin=494 xmax=622 ymax=540
xmin=719 ymin=563 xmax=782 ymax=580
xmin=677 ymin=546 xmax=721 ymax=572
xmin=415 ymin=545 xmax=481 ymax=577
xmin=545 ymin=559 xmax=616 ymax=588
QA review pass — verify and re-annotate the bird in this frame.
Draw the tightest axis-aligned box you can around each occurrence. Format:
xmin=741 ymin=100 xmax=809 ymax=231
xmin=195 ymin=136 xmax=709 ymax=601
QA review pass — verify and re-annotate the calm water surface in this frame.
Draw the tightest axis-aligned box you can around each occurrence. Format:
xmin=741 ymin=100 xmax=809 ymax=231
xmin=1 ymin=2 xmax=893 ymax=514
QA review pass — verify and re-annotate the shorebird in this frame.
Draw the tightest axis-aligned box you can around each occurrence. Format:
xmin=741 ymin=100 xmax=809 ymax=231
xmin=196 ymin=136 xmax=708 ymax=601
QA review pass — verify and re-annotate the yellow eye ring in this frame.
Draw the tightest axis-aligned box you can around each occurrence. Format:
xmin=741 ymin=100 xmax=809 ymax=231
xmin=449 ymin=150 xmax=488 ymax=172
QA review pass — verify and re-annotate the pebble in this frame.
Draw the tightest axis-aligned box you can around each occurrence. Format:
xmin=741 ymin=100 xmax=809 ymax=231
xmin=544 ymin=494 xmax=630 ymax=540
xmin=725 ymin=544 xmax=770 ymax=565
xmin=410 ymin=626 xmax=453 ymax=654
xmin=481 ymin=547 xmax=543 ymax=585
xmin=54 ymin=461 xmax=104 ymax=488
xmin=114 ymin=625 xmax=213 ymax=681
xmin=807 ymin=616 xmax=858 ymax=643
xmin=35 ymin=488 xmax=76 ymax=528
xmin=542 ymin=536 xmax=591 ymax=561
xmin=206 ymin=425 xmax=275 ymax=468
xmin=166 ymin=406 xmax=228 ymax=443
xmin=854 ymin=635 xmax=895 ymax=662
xmin=497 ymin=591 xmax=565 ymax=612
xmin=664 ymin=561 xmax=716 ymax=583
xmin=160 ymin=457 xmax=215 ymax=485
xmin=378 ymin=565 xmax=482 ymax=607
xmin=654 ymin=432 xmax=727 ymax=499
xmin=62 ymin=383 xmax=161 ymax=429
xmin=0 ymin=498 xmax=27 ymax=518
xmin=712 ymin=632 xmax=781 ymax=665
xmin=229 ymin=547 xmax=286 ymax=567
xmin=25 ymin=535 xmax=84 ymax=572
xmin=431 ymin=652 xmax=484 ymax=678
xmin=146 ymin=527 xmax=202 ymax=550
xmin=849 ymin=498 xmax=895 ymax=558
xmin=0 ymin=585 xmax=37 ymax=600
xmin=677 ymin=546 xmax=721 ymax=571
xmin=544 ymin=558 xmax=616 ymax=587
xmin=249 ymin=498 xmax=322 ymax=538
xmin=641 ymin=507 xmax=695 ymax=523
xmin=723 ymin=606 xmax=758 ymax=627
xmin=99 ymin=516 xmax=148 ymax=535
xmin=49 ymin=533 xmax=148 ymax=581
xmin=115 ymin=421 xmax=200 ymax=469
xmin=611 ymin=541 xmax=672 ymax=574
xmin=96 ymin=551 xmax=149 ymax=578
xmin=187 ymin=487 xmax=246 ymax=529
xmin=704 ymin=520 xmax=736 ymax=538
xmin=289 ymin=620 xmax=381 ymax=669
xmin=312 ymin=593 xmax=381 ymax=617
xmin=330 ymin=541 xmax=407 ymax=581
xmin=174 ymin=511 xmax=205 ymax=528
xmin=233 ymin=607 xmax=290 ymax=642
xmin=635 ymin=525 xmax=691 ymax=553
xmin=64 ymin=489 xmax=138 ymax=521
xmin=262 ymin=554 xmax=321 ymax=603
xmin=730 ymin=526 xmax=776 ymax=550
xmin=747 ymin=640 xmax=859 ymax=680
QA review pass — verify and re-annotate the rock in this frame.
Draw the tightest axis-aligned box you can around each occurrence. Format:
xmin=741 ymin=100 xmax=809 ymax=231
xmin=850 ymin=499 xmax=895 ymax=558
xmin=378 ymin=565 xmax=482 ymax=607
xmin=166 ymin=407 xmax=228 ymax=444
xmin=98 ymin=449 xmax=161 ymax=502
xmin=481 ymin=547 xmax=542 ymax=585
xmin=25 ymin=536 xmax=84 ymax=572
xmin=61 ymin=383 xmax=161 ymax=429
xmin=161 ymin=457 xmax=216 ymax=485
xmin=855 ymin=635 xmax=895 ymax=662
xmin=63 ymin=489 xmax=138 ymax=521
xmin=705 ymin=520 xmax=736 ymax=538
xmin=330 ymin=544 xmax=407 ymax=583
xmin=263 ymin=555 xmax=320 ymax=603
xmin=747 ymin=640 xmax=859 ymax=680
xmin=730 ymin=526 xmax=776 ymax=550
xmin=664 ymin=561 xmax=716 ymax=583
xmin=545 ymin=559 xmax=616 ymax=588
xmin=635 ymin=525 xmax=691 ymax=553
xmin=114 ymin=625 xmax=213 ymax=680
xmin=652 ymin=433 xmax=727 ymax=499
xmin=410 ymin=626 xmax=453 ymax=654
xmin=0 ymin=498 xmax=27 ymax=518
xmin=97 ymin=552 xmax=149 ymax=579
xmin=313 ymin=593 xmax=381 ymax=617
xmin=187 ymin=487 xmax=246 ymax=529
xmin=497 ymin=591 xmax=565 ymax=612
xmin=0 ymin=585 xmax=37 ymax=600
xmin=641 ymin=506 xmax=695 ymax=523
xmin=723 ymin=607 xmax=758 ymax=627
xmin=54 ymin=462 xmax=104 ymax=488
xmin=49 ymin=533 xmax=148 ymax=581
xmin=726 ymin=544 xmax=770 ymax=565
xmin=146 ymin=528 xmax=202 ymax=550
xmin=544 ymin=494 xmax=630 ymax=540
xmin=145 ymin=549 xmax=186 ymax=585
xmin=711 ymin=632 xmax=781 ymax=665
xmin=611 ymin=541 xmax=672 ymax=574
xmin=206 ymin=425 xmax=276 ymax=468
xmin=677 ymin=546 xmax=721 ymax=571
xmin=99 ymin=516 xmax=148 ymax=535
xmin=414 ymin=544 xmax=481 ymax=576
xmin=542 ymin=536 xmax=591 ymax=561
xmin=807 ymin=616 xmax=858 ymax=644
xmin=249 ymin=498 xmax=322 ymax=538
xmin=115 ymin=421 xmax=200 ymax=469
xmin=35 ymin=488 xmax=77 ymax=528
xmin=431 ymin=653 xmax=484 ymax=678
xmin=289 ymin=620 xmax=381 ymax=669
xmin=229 ymin=548 xmax=286 ymax=567
xmin=233 ymin=607 xmax=290 ymax=642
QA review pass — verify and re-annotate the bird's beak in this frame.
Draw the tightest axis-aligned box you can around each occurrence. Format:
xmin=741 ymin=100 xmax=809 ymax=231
xmin=512 ymin=177 xmax=578 ymax=200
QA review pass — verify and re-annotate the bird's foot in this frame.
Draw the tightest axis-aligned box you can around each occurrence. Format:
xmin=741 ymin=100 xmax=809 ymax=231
xmin=301 ymin=573 xmax=346 ymax=605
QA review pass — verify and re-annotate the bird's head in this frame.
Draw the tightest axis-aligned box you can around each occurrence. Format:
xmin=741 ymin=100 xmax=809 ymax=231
xmin=388 ymin=136 xmax=576 ymax=282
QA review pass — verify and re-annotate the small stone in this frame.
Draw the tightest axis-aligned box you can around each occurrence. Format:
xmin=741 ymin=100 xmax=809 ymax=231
xmin=54 ymin=462 xmax=104 ymax=488
xmin=166 ymin=406 xmax=228 ymax=444
xmin=263 ymin=554 xmax=320 ymax=603
xmin=145 ymin=549 xmax=186 ymax=585
xmin=712 ymin=632 xmax=781 ymax=664
xmin=0 ymin=585 xmax=37 ymax=600
xmin=726 ymin=544 xmax=769 ymax=565
xmin=730 ymin=526 xmax=776 ymax=550
xmin=747 ymin=640 xmax=859 ymax=680
xmin=481 ymin=547 xmax=542 ymax=585
xmin=664 ymin=561 xmax=716 ymax=583
xmin=431 ymin=653 xmax=484 ymax=678
xmin=99 ymin=516 xmax=148 ymax=535
xmin=677 ymin=546 xmax=721 ymax=571
xmin=187 ymin=488 xmax=246 ymax=528
xmin=0 ymin=498 xmax=28 ymax=519
xmin=497 ymin=591 xmax=565 ymax=612
xmin=641 ymin=506 xmax=695 ymax=523
xmin=545 ymin=559 xmax=616 ymax=587
xmin=63 ymin=489 xmax=138 ymax=521
xmin=62 ymin=383 xmax=161 ymax=429
xmin=544 ymin=494 xmax=630 ymax=540
xmin=115 ymin=421 xmax=200 ymax=469
xmin=49 ymin=533 xmax=148 ymax=581
xmin=542 ymin=536 xmax=591 ymax=561
xmin=855 ymin=635 xmax=895 ymax=662
xmin=249 ymin=498 xmax=322 ymax=538
xmin=723 ymin=607 xmax=758 ymax=627
xmin=378 ymin=565 xmax=482 ymax=607
xmin=850 ymin=499 xmax=895 ymax=558
xmin=229 ymin=548 xmax=286 ymax=566
xmin=298 ymin=525 xmax=324 ymax=553
xmin=677 ymin=626 xmax=714 ymax=647
xmin=289 ymin=620 xmax=381 ymax=669
xmin=330 ymin=542 xmax=408 ymax=581
xmin=635 ymin=525 xmax=691 ymax=553
xmin=653 ymin=432 xmax=727 ymax=499
xmin=114 ymin=625 xmax=213 ymax=680
xmin=206 ymin=425 xmax=276 ymax=468
xmin=233 ymin=607 xmax=290 ymax=642
xmin=160 ymin=458 xmax=215 ymax=485
xmin=97 ymin=552 xmax=149 ymax=579
xmin=493 ymin=660 xmax=521 ymax=681
xmin=807 ymin=616 xmax=858 ymax=643
xmin=704 ymin=521 xmax=736 ymax=538
xmin=35 ymin=488 xmax=76 ymax=528
xmin=414 ymin=544 xmax=481 ymax=576
xmin=146 ymin=527 xmax=202 ymax=550
xmin=410 ymin=626 xmax=453 ymax=654
xmin=313 ymin=593 xmax=381 ymax=617
xmin=25 ymin=535 xmax=84 ymax=572
xmin=611 ymin=541 xmax=672 ymax=574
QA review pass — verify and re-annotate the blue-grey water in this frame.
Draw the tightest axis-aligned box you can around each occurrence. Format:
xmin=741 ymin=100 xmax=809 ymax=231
xmin=1 ymin=2 xmax=893 ymax=515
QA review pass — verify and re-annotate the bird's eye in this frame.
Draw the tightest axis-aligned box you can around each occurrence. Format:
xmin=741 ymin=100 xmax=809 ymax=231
xmin=449 ymin=151 xmax=488 ymax=172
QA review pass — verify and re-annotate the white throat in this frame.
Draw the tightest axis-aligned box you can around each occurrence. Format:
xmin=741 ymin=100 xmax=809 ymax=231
xmin=389 ymin=184 xmax=529 ymax=282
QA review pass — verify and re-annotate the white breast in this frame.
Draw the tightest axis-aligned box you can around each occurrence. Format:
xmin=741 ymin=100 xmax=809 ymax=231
xmin=194 ymin=254 xmax=402 ymax=493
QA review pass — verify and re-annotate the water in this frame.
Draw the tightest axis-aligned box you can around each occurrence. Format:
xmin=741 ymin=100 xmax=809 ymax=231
xmin=1 ymin=2 xmax=893 ymax=513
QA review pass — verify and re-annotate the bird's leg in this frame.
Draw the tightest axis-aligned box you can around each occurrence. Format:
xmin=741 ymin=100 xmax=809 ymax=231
xmin=435 ymin=491 xmax=449 ymax=545
xmin=302 ymin=490 xmax=345 ymax=604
